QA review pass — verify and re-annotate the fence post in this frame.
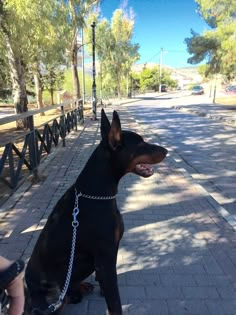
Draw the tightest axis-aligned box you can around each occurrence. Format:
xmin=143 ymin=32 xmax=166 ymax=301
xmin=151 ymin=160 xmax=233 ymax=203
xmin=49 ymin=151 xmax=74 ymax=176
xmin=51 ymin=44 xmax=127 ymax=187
xmin=74 ymin=100 xmax=78 ymax=131
xmin=60 ymin=105 xmax=66 ymax=147
xmin=78 ymin=99 xmax=84 ymax=124
xmin=28 ymin=114 xmax=39 ymax=180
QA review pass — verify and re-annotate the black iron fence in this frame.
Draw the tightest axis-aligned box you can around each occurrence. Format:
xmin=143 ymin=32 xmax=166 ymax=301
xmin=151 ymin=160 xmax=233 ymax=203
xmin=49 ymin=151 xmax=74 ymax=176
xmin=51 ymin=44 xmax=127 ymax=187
xmin=0 ymin=99 xmax=83 ymax=191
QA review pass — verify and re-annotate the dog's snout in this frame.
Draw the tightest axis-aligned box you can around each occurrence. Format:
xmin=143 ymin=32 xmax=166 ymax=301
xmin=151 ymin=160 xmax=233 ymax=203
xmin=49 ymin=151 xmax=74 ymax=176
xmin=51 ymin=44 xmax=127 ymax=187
xmin=163 ymin=147 xmax=168 ymax=156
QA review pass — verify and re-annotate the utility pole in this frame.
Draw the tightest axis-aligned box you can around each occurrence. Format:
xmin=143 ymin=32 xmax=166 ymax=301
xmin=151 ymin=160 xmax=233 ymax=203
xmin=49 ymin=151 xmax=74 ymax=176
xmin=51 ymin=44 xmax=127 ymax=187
xmin=159 ymin=48 xmax=163 ymax=93
xmin=91 ymin=22 xmax=97 ymax=120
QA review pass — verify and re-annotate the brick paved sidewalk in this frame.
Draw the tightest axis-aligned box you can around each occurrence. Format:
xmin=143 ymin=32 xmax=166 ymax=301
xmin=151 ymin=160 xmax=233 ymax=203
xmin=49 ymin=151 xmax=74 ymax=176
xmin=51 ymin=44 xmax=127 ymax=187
xmin=0 ymin=105 xmax=236 ymax=315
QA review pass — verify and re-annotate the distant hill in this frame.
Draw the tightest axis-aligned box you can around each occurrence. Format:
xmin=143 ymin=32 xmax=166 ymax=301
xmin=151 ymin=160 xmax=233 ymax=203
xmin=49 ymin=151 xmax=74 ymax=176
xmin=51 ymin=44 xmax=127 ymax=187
xmin=84 ymin=61 xmax=202 ymax=83
xmin=132 ymin=63 xmax=202 ymax=83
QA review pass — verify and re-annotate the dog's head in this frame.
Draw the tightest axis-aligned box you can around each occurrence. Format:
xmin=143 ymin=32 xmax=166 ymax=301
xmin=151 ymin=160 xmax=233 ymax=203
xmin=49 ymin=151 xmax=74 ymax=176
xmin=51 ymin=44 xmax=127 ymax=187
xmin=101 ymin=109 xmax=168 ymax=178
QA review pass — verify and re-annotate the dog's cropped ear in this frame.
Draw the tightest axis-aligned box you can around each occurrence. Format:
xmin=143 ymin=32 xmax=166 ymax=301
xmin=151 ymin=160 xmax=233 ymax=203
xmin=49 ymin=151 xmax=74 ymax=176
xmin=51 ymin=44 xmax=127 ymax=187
xmin=108 ymin=110 xmax=122 ymax=150
xmin=101 ymin=108 xmax=111 ymax=140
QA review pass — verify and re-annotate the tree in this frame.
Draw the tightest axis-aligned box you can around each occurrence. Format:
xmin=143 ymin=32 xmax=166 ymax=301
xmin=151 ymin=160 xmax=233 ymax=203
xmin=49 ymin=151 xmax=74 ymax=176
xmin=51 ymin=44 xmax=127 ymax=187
xmin=139 ymin=67 xmax=177 ymax=92
xmin=0 ymin=0 xmax=29 ymax=127
xmin=59 ymin=0 xmax=100 ymax=100
xmin=28 ymin=1 xmax=67 ymax=114
xmin=185 ymin=0 xmax=236 ymax=79
xmin=198 ymin=64 xmax=211 ymax=79
xmin=0 ymin=0 xmax=65 ymax=125
xmin=86 ymin=8 xmax=140 ymax=97
xmin=43 ymin=64 xmax=64 ymax=105
xmin=0 ymin=0 xmax=99 ymax=128
xmin=140 ymin=68 xmax=159 ymax=92
xmin=130 ymin=72 xmax=140 ymax=92
xmin=0 ymin=54 xmax=11 ymax=99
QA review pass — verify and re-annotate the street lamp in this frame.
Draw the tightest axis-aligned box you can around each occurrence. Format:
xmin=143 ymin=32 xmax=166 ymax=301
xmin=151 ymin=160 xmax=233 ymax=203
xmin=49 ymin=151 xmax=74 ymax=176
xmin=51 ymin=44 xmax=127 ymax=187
xmin=91 ymin=22 xmax=97 ymax=120
xmin=81 ymin=27 xmax=86 ymax=109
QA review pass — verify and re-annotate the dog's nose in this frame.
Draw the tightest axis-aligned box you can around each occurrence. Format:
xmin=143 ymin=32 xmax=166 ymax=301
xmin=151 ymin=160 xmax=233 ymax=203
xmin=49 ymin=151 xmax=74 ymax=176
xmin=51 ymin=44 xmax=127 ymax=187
xmin=163 ymin=147 xmax=168 ymax=156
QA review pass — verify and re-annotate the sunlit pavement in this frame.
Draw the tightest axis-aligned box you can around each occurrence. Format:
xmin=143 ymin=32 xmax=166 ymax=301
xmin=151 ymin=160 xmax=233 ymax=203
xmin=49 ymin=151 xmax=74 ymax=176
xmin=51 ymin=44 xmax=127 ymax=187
xmin=125 ymin=93 xmax=236 ymax=218
xmin=0 ymin=98 xmax=236 ymax=314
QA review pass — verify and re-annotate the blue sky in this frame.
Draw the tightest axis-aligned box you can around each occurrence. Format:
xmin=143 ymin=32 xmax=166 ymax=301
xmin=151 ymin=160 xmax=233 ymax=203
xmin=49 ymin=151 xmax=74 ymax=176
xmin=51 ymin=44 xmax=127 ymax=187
xmin=100 ymin=0 xmax=209 ymax=68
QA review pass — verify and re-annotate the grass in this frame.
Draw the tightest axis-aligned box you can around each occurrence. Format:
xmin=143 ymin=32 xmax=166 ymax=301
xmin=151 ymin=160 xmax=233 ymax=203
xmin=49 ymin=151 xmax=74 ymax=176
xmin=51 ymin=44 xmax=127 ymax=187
xmin=216 ymin=95 xmax=236 ymax=106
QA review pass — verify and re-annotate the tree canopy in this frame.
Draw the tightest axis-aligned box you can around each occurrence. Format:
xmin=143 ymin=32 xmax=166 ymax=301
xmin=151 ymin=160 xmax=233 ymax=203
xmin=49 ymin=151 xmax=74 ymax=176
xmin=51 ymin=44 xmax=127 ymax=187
xmin=138 ymin=67 xmax=177 ymax=92
xmin=85 ymin=8 xmax=140 ymax=97
xmin=0 ymin=0 xmax=140 ymax=126
xmin=185 ymin=0 xmax=236 ymax=80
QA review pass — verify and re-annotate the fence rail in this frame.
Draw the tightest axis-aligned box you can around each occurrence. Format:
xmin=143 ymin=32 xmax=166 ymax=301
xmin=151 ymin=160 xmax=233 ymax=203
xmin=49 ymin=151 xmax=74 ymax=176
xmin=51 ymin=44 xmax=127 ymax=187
xmin=0 ymin=99 xmax=84 ymax=191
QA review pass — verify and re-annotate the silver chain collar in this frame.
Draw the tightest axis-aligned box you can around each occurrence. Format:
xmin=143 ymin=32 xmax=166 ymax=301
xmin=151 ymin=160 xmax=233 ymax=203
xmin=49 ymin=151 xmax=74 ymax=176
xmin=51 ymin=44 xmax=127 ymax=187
xmin=48 ymin=188 xmax=116 ymax=312
xmin=77 ymin=190 xmax=117 ymax=200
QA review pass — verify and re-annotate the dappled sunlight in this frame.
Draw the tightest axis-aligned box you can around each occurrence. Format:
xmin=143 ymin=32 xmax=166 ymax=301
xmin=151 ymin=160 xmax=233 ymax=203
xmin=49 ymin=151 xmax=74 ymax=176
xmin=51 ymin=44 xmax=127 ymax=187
xmin=115 ymin=136 xmax=233 ymax=288
xmin=117 ymin=211 xmax=225 ymax=276
xmin=21 ymin=218 xmax=47 ymax=233
xmin=124 ymin=101 xmax=236 ymax=216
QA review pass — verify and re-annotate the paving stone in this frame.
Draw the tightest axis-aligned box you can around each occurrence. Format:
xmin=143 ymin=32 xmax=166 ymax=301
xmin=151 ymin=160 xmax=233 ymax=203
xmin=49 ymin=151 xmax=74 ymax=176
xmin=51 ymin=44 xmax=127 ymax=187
xmin=167 ymin=299 xmax=210 ymax=315
xmin=145 ymin=286 xmax=183 ymax=299
xmin=160 ymin=274 xmax=196 ymax=286
xmin=205 ymin=299 xmax=236 ymax=315
xmin=182 ymin=286 xmax=220 ymax=299
xmin=1 ymin=104 xmax=236 ymax=314
xmin=126 ymin=299 xmax=169 ymax=315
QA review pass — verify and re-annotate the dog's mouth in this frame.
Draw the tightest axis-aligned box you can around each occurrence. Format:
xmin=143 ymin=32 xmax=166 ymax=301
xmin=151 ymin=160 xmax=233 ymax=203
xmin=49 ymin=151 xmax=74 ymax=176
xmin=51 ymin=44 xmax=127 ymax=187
xmin=134 ymin=163 xmax=154 ymax=177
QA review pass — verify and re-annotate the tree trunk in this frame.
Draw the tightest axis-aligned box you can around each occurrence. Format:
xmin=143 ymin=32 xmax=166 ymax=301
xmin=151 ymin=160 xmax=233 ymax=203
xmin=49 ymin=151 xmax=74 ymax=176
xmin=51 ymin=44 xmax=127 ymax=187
xmin=50 ymin=88 xmax=54 ymax=105
xmin=71 ymin=36 xmax=81 ymax=100
xmin=34 ymin=63 xmax=44 ymax=116
xmin=4 ymin=32 xmax=28 ymax=129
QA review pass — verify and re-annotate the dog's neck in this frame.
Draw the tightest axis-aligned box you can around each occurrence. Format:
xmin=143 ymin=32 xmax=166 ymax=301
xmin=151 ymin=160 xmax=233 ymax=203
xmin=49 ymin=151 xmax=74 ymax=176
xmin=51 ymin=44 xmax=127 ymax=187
xmin=76 ymin=145 xmax=121 ymax=196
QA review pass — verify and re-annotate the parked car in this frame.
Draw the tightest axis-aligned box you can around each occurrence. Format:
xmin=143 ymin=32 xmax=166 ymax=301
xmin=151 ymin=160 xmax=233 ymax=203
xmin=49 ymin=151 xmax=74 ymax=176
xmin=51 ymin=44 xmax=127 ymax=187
xmin=191 ymin=85 xmax=204 ymax=95
xmin=225 ymin=85 xmax=236 ymax=93
xmin=161 ymin=84 xmax=167 ymax=92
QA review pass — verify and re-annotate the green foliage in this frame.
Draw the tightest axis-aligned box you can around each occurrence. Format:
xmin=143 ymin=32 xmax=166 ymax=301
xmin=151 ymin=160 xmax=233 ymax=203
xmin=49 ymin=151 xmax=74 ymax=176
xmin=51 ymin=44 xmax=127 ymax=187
xmin=85 ymin=8 xmax=140 ymax=96
xmin=162 ymin=70 xmax=178 ymax=89
xmin=138 ymin=67 xmax=177 ymax=92
xmin=0 ymin=0 xmax=101 ymax=106
xmin=198 ymin=64 xmax=211 ymax=79
xmin=140 ymin=68 xmax=159 ymax=91
xmin=62 ymin=68 xmax=93 ymax=96
xmin=185 ymin=0 xmax=236 ymax=79
xmin=43 ymin=65 xmax=64 ymax=93
xmin=0 ymin=56 xmax=11 ymax=94
xmin=196 ymin=0 xmax=236 ymax=26
xmin=130 ymin=72 xmax=141 ymax=90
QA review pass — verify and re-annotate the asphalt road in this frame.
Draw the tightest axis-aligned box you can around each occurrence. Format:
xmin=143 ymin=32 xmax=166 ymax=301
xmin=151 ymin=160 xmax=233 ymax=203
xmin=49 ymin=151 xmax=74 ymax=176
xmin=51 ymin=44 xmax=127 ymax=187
xmin=124 ymin=92 xmax=236 ymax=218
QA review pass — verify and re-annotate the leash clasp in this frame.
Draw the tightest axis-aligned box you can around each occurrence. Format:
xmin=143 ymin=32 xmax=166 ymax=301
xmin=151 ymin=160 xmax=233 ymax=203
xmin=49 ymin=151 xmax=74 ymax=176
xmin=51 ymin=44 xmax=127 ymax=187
xmin=72 ymin=206 xmax=79 ymax=227
xmin=72 ymin=190 xmax=81 ymax=227
xmin=48 ymin=299 xmax=63 ymax=313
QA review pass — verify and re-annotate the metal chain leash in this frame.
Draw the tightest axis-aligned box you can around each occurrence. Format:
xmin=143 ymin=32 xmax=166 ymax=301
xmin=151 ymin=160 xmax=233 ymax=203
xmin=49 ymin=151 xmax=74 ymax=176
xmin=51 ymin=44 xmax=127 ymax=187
xmin=47 ymin=189 xmax=116 ymax=313
xmin=48 ymin=191 xmax=80 ymax=313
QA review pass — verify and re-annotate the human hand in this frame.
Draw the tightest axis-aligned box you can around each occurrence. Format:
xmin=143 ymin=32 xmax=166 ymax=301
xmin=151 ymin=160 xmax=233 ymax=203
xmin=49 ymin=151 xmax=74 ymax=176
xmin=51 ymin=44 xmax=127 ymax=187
xmin=0 ymin=257 xmax=25 ymax=315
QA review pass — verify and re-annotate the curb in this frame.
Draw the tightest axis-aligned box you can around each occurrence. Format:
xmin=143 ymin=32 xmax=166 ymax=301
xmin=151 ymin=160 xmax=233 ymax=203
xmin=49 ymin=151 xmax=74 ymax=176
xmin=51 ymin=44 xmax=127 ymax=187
xmin=172 ymin=105 xmax=236 ymax=126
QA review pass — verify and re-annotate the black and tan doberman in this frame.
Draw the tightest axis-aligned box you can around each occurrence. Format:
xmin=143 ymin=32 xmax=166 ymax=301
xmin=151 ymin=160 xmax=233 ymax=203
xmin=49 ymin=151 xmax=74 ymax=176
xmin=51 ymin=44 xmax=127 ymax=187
xmin=25 ymin=109 xmax=168 ymax=314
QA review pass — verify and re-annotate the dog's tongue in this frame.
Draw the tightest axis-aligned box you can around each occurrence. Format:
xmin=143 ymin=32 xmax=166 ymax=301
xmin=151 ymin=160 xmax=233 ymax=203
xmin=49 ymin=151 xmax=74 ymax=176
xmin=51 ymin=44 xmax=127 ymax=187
xmin=135 ymin=164 xmax=154 ymax=177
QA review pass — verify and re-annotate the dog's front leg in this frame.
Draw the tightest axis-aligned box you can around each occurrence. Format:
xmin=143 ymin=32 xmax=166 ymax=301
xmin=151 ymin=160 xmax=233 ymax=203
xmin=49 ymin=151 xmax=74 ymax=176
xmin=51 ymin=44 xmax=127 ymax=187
xmin=95 ymin=258 xmax=122 ymax=315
